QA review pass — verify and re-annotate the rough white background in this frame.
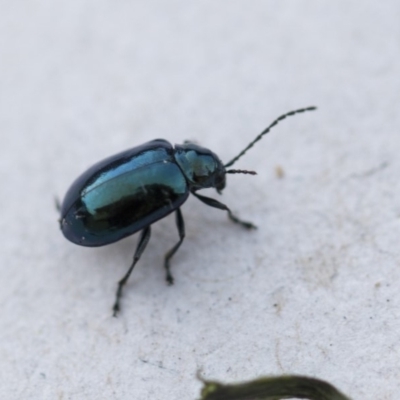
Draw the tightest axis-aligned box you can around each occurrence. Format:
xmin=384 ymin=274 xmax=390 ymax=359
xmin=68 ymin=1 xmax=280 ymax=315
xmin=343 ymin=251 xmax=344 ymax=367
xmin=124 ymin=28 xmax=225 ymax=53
xmin=1 ymin=1 xmax=400 ymax=399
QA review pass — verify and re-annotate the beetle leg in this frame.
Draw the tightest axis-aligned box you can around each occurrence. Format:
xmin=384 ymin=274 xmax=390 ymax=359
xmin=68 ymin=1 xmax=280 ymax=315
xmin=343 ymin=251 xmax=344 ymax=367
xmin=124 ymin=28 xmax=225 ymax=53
xmin=192 ymin=192 xmax=257 ymax=230
xmin=113 ymin=226 xmax=151 ymax=316
xmin=54 ymin=196 xmax=61 ymax=212
xmin=164 ymin=208 xmax=185 ymax=285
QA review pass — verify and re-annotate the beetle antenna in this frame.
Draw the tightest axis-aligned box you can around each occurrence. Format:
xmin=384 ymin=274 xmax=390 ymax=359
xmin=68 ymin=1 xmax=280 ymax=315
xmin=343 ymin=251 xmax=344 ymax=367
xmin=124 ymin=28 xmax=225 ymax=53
xmin=224 ymin=106 xmax=317 ymax=168
xmin=226 ymin=169 xmax=257 ymax=175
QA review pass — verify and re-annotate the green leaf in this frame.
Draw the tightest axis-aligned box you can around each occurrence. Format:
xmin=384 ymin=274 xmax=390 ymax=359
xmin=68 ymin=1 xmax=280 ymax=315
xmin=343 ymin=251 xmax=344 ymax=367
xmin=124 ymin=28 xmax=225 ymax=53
xmin=198 ymin=374 xmax=351 ymax=400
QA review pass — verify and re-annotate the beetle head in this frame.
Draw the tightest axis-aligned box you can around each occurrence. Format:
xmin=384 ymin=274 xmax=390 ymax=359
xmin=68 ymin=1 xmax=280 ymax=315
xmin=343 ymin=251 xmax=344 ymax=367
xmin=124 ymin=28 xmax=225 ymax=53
xmin=174 ymin=143 xmax=226 ymax=193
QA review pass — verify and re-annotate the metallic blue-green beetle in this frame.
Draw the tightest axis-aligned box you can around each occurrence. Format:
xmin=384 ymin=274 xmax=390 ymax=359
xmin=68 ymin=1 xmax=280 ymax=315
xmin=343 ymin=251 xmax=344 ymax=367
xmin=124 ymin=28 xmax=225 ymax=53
xmin=60 ymin=107 xmax=316 ymax=315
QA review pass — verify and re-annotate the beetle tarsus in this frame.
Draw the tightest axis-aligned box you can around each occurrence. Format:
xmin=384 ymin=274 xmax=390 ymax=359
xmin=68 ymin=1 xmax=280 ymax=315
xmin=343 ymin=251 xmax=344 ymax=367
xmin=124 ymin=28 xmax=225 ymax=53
xmin=228 ymin=210 xmax=257 ymax=230
xmin=166 ymin=274 xmax=174 ymax=285
xmin=192 ymin=192 xmax=256 ymax=230
xmin=112 ymin=287 xmax=122 ymax=316
xmin=54 ymin=196 xmax=61 ymax=213
xmin=164 ymin=208 xmax=185 ymax=286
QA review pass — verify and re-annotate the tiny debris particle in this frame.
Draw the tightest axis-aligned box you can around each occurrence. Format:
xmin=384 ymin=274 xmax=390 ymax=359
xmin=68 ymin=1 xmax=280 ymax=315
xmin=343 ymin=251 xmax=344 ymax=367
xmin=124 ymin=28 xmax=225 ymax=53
xmin=275 ymin=165 xmax=285 ymax=179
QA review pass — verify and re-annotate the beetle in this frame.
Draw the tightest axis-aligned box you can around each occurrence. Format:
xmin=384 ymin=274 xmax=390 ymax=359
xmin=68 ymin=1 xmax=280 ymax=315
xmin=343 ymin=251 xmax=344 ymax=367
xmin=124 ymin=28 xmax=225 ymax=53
xmin=59 ymin=106 xmax=316 ymax=315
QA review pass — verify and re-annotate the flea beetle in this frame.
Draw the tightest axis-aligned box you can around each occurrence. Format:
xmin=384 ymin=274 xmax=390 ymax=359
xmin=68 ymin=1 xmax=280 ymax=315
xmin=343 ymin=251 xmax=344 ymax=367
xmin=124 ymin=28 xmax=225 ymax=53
xmin=60 ymin=106 xmax=316 ymax=315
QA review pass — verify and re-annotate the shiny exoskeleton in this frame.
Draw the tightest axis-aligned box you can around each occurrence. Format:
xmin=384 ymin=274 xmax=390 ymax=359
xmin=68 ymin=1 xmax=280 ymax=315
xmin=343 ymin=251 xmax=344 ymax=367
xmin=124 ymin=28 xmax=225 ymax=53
xmin=60 ymin=106 xmax=316 ymax=315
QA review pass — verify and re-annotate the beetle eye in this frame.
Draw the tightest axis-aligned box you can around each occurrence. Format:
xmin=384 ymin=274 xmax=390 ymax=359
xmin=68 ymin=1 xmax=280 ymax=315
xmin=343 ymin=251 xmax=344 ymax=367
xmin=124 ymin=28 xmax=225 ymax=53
xmin=215 ymin=173 xmax=226 ymax=191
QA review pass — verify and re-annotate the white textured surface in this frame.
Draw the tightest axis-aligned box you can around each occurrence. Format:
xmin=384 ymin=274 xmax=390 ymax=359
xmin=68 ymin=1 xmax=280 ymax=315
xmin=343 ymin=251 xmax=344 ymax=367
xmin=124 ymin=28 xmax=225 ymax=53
xmin=1 ymin=1 xmax=400 ymax=399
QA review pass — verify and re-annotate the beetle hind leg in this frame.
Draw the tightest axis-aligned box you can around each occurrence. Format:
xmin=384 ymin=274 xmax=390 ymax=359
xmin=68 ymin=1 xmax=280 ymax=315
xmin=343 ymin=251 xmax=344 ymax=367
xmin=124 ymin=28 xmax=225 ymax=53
xmin=164 ymin=208 xmax=185 ymax=285
xmin=192 ymin=192 xmax=257 ymax=230
xmin=113 ymin=226 xmax=151 ymax=316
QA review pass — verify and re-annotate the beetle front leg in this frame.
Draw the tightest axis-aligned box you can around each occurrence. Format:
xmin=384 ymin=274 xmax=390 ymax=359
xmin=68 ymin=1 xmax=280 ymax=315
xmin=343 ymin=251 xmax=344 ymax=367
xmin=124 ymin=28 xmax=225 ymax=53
xmin=113 ymin=226 xmax=151 ymax=316
xmin=164 ymin=208 xmax=185 ymax=285
xmin=192 ymin=192 xmax=257 ymax=230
